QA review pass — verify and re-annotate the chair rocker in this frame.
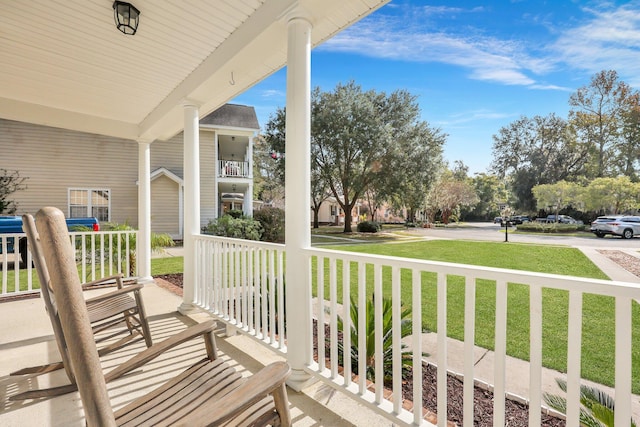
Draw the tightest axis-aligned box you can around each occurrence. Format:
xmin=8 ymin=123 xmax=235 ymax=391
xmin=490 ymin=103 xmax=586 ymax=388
xmin=32 ymin=206 xmax=292 ymax=426
xmin=10 ymin=213 xmax=153 ymax=400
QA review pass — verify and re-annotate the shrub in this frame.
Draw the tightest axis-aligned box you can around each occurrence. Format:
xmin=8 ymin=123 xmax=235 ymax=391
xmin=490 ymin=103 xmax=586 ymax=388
xmin=543 ymin=378 xmax=638 ymax=427
xmin=254 ymin=207 xmax=285 ymax=243
xmin=336 ymin=295 xmax=424 ymax=381
xmin=357 ymin=221 xmax=381 ymax=233
xmin=226 ymin=209 xmax=245 ymax=219
xmin=517 ymin=223 xmax=586 ymax=233
xmin=202 ymin=215 xmax=262 ymax=241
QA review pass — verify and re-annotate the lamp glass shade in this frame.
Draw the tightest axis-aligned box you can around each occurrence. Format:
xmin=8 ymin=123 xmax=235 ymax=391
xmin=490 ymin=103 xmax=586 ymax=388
xmin=113 ymin=1 xmax=140 ymax=35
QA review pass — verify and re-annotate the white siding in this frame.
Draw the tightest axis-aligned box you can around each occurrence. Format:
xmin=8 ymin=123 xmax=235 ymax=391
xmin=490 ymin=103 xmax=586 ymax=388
xmin=150 ymin=175 xmax=180 ymax=238
xmin=0 ymin=119 xmax=138 ymax=225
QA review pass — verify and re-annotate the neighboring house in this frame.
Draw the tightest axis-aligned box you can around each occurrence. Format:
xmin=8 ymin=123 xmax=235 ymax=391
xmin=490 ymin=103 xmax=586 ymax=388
xmin=314 ymin=196 xmax=362 ymax=225
xmin=0 ymin=103 xmax=259 ymax=239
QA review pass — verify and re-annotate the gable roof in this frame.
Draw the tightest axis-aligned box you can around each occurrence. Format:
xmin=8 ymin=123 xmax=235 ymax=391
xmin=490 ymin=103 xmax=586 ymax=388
xmin=201 ymin=104 xmax=259 ymax=131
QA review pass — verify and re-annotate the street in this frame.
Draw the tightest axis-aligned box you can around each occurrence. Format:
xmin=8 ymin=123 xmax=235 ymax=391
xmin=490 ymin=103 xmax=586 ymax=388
xmin=406 ymin=222 xmax=640 ymax=249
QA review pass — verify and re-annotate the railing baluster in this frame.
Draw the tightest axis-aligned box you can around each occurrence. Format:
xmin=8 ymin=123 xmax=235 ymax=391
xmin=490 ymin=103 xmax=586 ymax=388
xmin=437 ymin=271 xmax=448 ymax=427
xmin=463 ymin=275 xmax=476 ymax=427
xmin=317 ymin=255 xmax=326 ymax=373
xmin=343 ymin=260 xmax=352 ymax=386
xmin=529 ymin=284 xmax=542 ymax=427
xmin=566 ymin=290 xmax=582 ymax=426
xmin=330 ymin=258 xmax=338 ymax=379
xmin=615 ymin=295 xmax=632 ymax=426
xmin=391 ymin=265 xmax=401 ymax=414
xmin=374 ymin=264 xmax=383 ymax=403
xmin=357 ymin=261 xmax=367 ymax=394
xmin=412 ymin=268 xmax=423 ymax=425
xmin=269 ymin=249 xmax=276 ymax=343
xmin=493 ymin=279 xmax=508 ymax=427
xmin=261 ymin=249 xmax=267 ymax=339
xmin=277 ymin=250 xmax=285 ymax=349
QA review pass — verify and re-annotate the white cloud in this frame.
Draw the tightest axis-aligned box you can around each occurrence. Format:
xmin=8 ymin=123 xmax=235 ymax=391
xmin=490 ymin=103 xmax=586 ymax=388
xmin=320 ymin=11 xmax=553 ymax=88
xmin=552 ymin=2 xmax=640 ymax=86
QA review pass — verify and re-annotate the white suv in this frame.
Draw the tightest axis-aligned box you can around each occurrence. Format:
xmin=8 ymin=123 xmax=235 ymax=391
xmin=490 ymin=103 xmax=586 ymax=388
xmin=590 ymin=215 xmax=640 ymax=239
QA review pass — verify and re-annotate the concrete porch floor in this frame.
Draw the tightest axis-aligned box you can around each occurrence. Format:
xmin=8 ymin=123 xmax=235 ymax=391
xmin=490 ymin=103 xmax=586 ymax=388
xmin=0 ymin=282 xmax=394 ymax=427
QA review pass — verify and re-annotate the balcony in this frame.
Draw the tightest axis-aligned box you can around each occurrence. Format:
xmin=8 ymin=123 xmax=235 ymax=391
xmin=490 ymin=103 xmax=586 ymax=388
xmin=218 ymin=160 xmax=250 ymax=178
xmin=3 ymin=231 xmax=640 ymax=425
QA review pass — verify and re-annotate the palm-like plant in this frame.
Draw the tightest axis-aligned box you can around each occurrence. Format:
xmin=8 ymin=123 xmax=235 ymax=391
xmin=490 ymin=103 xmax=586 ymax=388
xmin=336 ymin=295 xmax=423 ymax=382
xmin=103 ymin=222 xmax=174 ymax=276
xmin=543 ymin=378 xmax=637 ymax=427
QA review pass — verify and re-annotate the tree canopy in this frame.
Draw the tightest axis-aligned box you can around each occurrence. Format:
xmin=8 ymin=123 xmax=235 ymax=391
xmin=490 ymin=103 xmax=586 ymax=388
xmin=263 ymin=81 xmax=445 ymax=232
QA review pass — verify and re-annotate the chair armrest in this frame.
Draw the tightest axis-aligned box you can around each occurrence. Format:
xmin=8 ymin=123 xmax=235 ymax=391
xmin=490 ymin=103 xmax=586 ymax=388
xmin=81 ymin=274 xmax=125 ymax=290
xmin=178 ymin=361 xmax=292 ymax=427
xmin=104 ymin=320 xmax=218 ymax=382
xmin=84 ymin=283 xmax=144 ymax=304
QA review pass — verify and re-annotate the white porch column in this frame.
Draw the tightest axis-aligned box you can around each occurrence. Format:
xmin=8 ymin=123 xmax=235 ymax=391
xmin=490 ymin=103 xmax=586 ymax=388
xmin=284 ymin=12 xmax=314 ymax=391
xmin=178 ymin=101 xmax=200 ymax=314
xmin=137 ymin=141 xmax=152 ymax=282
xmin=213 ymin=131 xmax=219 ymax=219
xmin=244 ymin=182 xmax=253 ymax=216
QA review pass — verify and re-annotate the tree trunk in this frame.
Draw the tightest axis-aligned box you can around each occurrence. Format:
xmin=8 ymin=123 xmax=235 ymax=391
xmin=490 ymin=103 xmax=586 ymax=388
xmin=343 ymin=206 xmax=354 ymax=233
xmin=313 ymin=206 xmax=320 ymax=228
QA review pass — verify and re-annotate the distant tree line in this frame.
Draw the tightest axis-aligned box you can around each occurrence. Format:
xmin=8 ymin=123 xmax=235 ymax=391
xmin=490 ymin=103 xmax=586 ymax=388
xmin=491 ymin=70 xmax=640 ymax=214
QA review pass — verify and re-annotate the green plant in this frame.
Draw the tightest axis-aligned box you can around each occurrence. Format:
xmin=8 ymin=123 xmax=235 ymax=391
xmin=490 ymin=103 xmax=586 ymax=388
xmin=102 ymin=222 xmax=175 ymax=276
xmin=226 ymin=209 xmax=245 ymax=219
xmin=336 ymin=295 xmax=422 ymax=381
xmin=543 ymin=378 xmax=637 ymax=427
xmin=357 ymin=221 xmax=381 ymax=233
xmin=202 ymin=215 xmax=262 ymax=241
xmin=254 ymin=207 xmax=285 ymax=243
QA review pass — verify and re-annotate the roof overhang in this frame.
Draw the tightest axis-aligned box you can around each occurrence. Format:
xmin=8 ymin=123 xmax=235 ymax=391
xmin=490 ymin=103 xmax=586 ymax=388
xmin=0 ymin=0 xmax=388 ymax=142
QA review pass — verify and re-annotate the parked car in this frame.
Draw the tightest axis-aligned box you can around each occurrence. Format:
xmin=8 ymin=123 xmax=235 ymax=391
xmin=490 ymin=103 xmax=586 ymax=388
xmin=540 ymin=215 xmax=581 ymax=224
xmin=494 ymin=217 xmax=513 ymax=226
xmin=511 ymin=215 xmax=530 ymax=225
xmin=0 ymin=215 xmax=100 ymax=264
xmin=590 ymin=215 xmax=640 ymax=239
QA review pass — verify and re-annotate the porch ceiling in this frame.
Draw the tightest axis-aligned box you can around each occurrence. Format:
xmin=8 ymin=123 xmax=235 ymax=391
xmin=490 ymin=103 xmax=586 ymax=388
xmin=0 ymin=0 xmax=387 ymax=142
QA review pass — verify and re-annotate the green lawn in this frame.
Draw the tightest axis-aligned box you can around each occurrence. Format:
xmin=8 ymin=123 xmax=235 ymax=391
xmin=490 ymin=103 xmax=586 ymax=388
xmin=314 ymin=240 xmax=640 ymax=393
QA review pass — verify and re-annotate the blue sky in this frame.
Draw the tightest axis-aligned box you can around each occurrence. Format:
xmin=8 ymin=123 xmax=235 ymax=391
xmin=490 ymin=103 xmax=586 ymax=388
xmin=232 ymin=0 xmax=640 ymax=174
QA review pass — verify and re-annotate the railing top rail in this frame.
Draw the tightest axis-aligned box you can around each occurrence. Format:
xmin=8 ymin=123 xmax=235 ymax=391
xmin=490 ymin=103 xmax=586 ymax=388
xmin=306 ymin=246 xmax=640 ymax=298
xmin=195 ymin=233 xmax=285 ymax=250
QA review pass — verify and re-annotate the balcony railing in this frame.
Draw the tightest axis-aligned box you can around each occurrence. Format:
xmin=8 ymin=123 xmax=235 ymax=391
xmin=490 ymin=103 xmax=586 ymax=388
xmin=0 ymin=230 xmax=137 ymax=297
xmin=194 ymin=234 xmax=640 ymax=427
xmin=218 ymin=160 xmax=250 ymax=178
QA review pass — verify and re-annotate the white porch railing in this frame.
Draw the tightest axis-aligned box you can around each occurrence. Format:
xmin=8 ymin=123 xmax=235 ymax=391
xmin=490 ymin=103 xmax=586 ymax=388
xmin=193 ymin=235 xmax=640 ymax=426
xmin=218 ymin=160 xmax=250 ymax=178
xmin=0 ymin=230 xmax=137 ymax=298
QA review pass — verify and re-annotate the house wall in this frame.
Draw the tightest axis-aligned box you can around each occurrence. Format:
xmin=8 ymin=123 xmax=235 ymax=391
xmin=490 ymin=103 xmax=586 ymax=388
xmin=1 ymin=118 xmax=219 ymax=234
xmin=150 ymin=130 xmax=216 ymax=231
xmin=150 ymin=175 xmax=180 ymax=237
xmin=1 ymin=119 xmax=138 ymax=224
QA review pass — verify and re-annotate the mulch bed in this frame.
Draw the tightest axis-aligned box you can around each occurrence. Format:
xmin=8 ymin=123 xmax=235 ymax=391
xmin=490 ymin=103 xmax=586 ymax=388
xmin=154 ymin=272 xmax=565 ymax=426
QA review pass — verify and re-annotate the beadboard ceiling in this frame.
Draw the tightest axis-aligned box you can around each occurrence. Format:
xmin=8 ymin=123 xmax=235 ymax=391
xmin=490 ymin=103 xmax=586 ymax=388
xmin=0 ymin=0 xmax=387 ymax=142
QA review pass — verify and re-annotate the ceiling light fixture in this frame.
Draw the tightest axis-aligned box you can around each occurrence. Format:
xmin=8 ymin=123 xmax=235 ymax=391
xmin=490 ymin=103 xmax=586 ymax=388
xmin=113 ymin=1 xmax=140 ymax=35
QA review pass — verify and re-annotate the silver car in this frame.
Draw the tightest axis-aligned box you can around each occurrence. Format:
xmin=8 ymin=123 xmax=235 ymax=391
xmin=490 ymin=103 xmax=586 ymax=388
xmin=590 ymin=215 xmax=640 ymax=239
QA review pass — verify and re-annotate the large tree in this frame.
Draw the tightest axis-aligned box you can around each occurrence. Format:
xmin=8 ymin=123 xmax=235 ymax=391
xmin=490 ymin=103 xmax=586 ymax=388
xmin=425 ymin=170 xmax=479 ymax=224
xmin=0 ymin=169 xmax=27 ymax=214
xmin=584 ymin=176 xmax=640 ymax=214
xmin=265 ymin=81 xmax=444 ymax=232
xmin=491 ymin=113 xmax=587 ymax=211
xmin=569 ymin=70 xmax=640 ymax=178
xmin=531 ymin=181 xmax=582 ymax=220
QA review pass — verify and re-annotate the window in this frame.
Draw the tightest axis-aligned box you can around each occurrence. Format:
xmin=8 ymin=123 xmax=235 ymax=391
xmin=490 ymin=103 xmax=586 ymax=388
xmin=69 ymin=189 xmax=110 ymax=221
